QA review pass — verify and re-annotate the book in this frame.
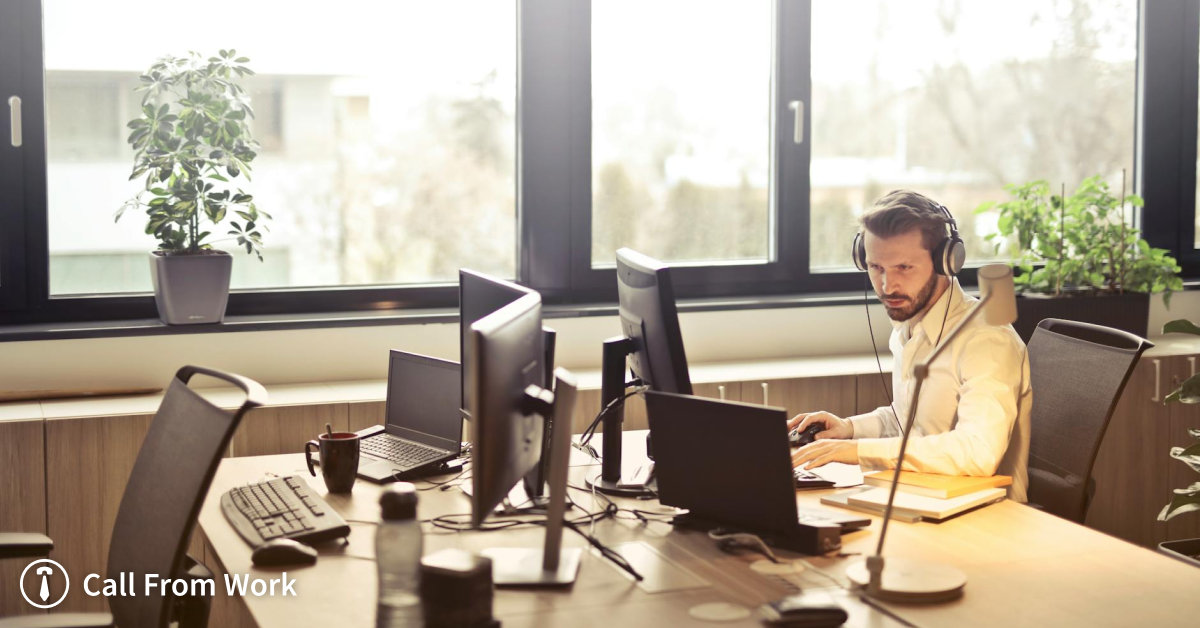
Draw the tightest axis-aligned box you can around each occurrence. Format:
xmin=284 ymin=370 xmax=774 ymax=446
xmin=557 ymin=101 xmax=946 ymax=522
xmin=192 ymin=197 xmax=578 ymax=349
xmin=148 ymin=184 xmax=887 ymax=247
xmin=863 ymin=471 xmax=1012 ymax=499
xmin=820 ymin=487 xmax=922 ymax=523
xmin=847 ymin=486 xmax=1007 ymax=520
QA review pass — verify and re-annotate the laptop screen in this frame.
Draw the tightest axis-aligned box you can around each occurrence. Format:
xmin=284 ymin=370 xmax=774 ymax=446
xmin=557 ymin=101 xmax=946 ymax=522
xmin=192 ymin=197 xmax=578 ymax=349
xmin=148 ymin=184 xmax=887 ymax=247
xmin=385 ymin=351 xmax=462 ymax=450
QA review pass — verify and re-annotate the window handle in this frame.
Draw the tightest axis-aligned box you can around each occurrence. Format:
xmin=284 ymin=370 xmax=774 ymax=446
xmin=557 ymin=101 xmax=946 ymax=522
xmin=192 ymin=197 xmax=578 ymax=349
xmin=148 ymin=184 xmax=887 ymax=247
xmin=788 ymin=100 xmax=804 ymax=144
xmin=1151 ymin=359 xmax=1161 ymax=403
xmin=762 ymin=382 xmax=769 ymax=406
xmin=718 ymin=385 xmax=726 ymax=400
xmin=8 ymin=96 xmax=20 ymax=147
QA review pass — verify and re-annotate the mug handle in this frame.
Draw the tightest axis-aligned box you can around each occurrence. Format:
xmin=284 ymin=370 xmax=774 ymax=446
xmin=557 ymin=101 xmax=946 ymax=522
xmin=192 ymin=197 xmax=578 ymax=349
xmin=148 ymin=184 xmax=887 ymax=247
xmin=305 ymin=439 xmax=319 ymax=477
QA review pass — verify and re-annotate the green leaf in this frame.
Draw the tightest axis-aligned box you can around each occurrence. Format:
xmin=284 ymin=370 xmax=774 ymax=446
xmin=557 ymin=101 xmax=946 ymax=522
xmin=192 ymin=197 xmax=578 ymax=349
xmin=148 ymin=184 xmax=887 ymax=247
xmin=1164 ymin=375 xmax=1200 ymax=405
xmin=1158 ymin=483 xmax=1200 ymax=521
xmin=1163 ymin=319 xmax=1200 ymax=337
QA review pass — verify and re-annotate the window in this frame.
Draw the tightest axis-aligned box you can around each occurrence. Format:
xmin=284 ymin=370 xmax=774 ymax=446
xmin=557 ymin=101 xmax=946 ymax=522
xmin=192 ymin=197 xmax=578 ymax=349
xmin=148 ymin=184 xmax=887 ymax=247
xmin=42 ymin=0 xmax=517 ymax=296
xmin=809 ymin=0 xmax=1139 ymax=270
xmin=1 ymin=0 xmax=1196 ymax=329
xmin=590 ymin=0 xmax=772 ymax=266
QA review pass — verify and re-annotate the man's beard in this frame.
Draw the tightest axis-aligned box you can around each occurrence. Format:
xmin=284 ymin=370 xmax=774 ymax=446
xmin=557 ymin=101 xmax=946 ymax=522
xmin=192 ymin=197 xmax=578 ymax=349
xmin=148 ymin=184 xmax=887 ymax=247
xmin=880 ymin=272 xmax=940 ymax=321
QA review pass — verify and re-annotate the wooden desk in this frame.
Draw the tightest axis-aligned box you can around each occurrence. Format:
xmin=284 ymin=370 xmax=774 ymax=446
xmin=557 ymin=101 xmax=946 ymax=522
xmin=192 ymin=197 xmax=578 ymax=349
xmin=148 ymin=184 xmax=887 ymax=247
xmin=199 ymin=434 xmax=1200 ymax=628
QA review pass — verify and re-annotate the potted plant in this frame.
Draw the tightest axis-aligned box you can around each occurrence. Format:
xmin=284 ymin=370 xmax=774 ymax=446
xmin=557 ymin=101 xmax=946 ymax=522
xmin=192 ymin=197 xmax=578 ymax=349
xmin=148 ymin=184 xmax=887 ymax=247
xmin=974 ymin=176 xmax=1182 ymax=342
xmin=116 ymin=50 xmax=270 ymax=325
xmin=1157 ymin=318 xmax=1200 ymax=568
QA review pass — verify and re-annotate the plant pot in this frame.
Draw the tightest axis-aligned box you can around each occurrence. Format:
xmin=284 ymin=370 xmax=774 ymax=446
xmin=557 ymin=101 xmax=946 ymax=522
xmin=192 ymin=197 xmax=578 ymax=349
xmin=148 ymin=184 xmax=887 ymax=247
xmin=1158 ymin=538 xmax=1200 ymax=569
xmin=1012 ymin=290 xmax=1150 ymax=344
xmin=149 ymin=250 xmax=233 ymax=325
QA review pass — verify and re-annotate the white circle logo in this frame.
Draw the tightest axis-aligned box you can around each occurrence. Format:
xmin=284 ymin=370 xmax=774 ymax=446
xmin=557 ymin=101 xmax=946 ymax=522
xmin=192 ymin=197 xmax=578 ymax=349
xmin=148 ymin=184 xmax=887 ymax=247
xmin=20 ymin=559 xmax=69 ymax=609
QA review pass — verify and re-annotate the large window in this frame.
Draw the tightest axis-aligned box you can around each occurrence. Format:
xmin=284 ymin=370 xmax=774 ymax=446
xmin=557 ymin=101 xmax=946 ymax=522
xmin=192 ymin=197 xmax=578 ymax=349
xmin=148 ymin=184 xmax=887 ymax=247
xmin=1 ymin=0 xmax=1197 ymax=328
xmin=590 ymin=0 xmax=772 ymax=266
xmin=810 ymin=0 xmax=1138 ymax=270
xmin=43 ymin=0 xmax=516 ymax=296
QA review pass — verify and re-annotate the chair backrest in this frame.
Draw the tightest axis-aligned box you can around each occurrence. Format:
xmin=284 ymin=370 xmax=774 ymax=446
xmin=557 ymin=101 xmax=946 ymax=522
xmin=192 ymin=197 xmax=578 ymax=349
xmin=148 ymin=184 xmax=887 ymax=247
xmin=106 ymin=366 xmax=266 ymax=628
xmin=1026 ymin=318 xmax=1152 ymax=523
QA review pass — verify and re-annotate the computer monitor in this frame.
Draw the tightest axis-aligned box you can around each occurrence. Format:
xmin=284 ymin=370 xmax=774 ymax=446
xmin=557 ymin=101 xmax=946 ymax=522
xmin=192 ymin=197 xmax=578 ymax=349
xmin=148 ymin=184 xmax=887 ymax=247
xmin=459 ymin=269 xmax=557 ymax=500
xmin=468 ymin=293 xmax=582 ymax=585
xmin=589 ymin=249 xmax=693 ymax=495
xmin=459 ymin=269 xmax=533 ymax=416
xmin=616 ymin=248 xmax=693 ymax=395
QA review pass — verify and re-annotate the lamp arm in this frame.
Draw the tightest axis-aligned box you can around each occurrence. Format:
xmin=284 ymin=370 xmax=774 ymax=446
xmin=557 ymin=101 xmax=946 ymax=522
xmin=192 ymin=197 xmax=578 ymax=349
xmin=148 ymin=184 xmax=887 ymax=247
xmin=872 ymin=292 xmax=991 ymax=559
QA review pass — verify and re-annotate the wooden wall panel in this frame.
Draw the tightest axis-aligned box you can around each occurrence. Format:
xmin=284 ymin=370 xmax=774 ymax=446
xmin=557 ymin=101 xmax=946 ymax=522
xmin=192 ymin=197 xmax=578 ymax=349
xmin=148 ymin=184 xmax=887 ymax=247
xmin=855 ymin=372 xmax=895 ymax=416
xmin=231 ymin=404 xmax=348 ymax=458
xmin=1086 ymin=358 xmax=1173 ymax=547
xmin=45 ymin=413 xmax=154 ymax=613
xmin=0 ymin=419 xmax=47 ymax=618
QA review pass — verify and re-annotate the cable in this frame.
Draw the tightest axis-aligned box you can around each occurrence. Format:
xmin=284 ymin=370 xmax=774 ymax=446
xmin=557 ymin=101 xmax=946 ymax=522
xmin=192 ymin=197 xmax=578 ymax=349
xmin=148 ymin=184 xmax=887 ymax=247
xmin=578 ymin=384 xmax=650 ymax=453
xmin=865 ymin=274 xmax=903 ymax=434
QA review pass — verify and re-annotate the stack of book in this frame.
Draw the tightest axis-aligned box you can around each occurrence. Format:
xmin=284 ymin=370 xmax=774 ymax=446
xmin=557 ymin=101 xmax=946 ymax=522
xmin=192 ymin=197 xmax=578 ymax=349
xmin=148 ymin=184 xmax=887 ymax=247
xmin=821 ymin=471 xmax=1011 ymax=522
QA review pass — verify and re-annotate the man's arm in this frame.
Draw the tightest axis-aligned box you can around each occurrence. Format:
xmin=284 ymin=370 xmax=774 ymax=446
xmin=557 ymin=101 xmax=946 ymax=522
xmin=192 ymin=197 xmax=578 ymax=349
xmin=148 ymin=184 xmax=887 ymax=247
xmin=849 ymin=405 xmax=900 ymax=440
xmin=857 ymin=330 xmax=1026 ymax=475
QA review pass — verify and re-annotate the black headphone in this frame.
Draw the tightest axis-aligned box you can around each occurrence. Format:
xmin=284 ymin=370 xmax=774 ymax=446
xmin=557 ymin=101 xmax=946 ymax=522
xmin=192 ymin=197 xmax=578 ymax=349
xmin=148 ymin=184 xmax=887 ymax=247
xmin=851 ymin=202 xmax=965 ymax=276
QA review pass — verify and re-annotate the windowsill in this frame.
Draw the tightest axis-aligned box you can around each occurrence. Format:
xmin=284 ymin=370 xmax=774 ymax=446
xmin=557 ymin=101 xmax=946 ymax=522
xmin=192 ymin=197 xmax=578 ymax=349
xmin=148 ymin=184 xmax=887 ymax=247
xmin=0 ymin=289 xmax=879 ymax=343
xmin=3 ymin=281 xmax=1198 ymax=343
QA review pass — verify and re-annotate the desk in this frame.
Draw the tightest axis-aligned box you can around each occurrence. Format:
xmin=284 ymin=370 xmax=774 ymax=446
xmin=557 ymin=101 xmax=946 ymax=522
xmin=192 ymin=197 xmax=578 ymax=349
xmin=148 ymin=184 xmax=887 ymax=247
xmin=199 ymin=433 xmax=1200 ymax=628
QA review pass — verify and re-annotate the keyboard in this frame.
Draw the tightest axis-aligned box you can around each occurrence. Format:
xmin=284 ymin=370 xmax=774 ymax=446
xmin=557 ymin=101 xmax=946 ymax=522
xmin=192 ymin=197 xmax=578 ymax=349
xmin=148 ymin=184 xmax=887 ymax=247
xmin=221 ymin=475 xmax=350 ymax=548
xmin=794 ymin=467 xmax=835 ymax=489
xmin=361 ymin=433 xmax=447 ymax=468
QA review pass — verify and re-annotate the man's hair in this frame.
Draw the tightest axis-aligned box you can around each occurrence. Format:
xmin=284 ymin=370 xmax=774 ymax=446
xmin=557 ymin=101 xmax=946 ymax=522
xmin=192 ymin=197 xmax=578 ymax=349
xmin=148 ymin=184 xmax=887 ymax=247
xmin=858 ymin=190 xmax=951 ymax=252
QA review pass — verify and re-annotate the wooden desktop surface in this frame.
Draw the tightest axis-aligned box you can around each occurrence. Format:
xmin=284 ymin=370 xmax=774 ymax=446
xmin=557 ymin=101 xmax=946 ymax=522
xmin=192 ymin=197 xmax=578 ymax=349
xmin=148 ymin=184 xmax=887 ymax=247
xmin=198 ymin=433 xmax=1200 ymax=628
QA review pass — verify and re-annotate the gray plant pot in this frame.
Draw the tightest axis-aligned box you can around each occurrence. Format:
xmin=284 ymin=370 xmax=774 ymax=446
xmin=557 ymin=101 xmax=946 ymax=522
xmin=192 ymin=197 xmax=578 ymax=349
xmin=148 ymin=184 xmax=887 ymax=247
xmin=149 ymin=250 xmax=233 ymax=325
xmin=1012 ymin=290 xmax=1150 ymax=344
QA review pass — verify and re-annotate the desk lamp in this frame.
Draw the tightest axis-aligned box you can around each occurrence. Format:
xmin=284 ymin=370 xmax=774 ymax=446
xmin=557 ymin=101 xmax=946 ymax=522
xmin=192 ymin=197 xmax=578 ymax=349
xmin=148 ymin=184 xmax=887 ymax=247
xmin=846 ymin=263 xmax=1018 ymax=603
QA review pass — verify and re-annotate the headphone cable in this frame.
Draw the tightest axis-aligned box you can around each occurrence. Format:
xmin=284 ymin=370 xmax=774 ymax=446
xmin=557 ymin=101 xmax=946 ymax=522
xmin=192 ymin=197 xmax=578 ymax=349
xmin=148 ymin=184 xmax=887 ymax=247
xmin=864 ymin=274 xmax=903 ymax=435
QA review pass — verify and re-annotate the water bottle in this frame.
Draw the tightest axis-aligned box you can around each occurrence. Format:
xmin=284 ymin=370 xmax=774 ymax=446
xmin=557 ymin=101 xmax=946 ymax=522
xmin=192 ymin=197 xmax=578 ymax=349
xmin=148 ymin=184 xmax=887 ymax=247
xmin=376 ymin=482 xmax=423 ymax=628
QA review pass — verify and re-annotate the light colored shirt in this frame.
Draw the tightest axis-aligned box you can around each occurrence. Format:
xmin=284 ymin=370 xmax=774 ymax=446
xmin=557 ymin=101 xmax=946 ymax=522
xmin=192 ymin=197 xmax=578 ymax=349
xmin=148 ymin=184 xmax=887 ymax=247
xmin=849 ymin=278 xmax=1032 ymax=502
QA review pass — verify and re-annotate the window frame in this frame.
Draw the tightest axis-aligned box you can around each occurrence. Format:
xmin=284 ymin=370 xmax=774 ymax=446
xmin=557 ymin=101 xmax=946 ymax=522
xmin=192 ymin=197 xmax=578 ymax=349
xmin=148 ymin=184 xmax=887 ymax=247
xmin=0 ymin=0 xmax=1191 ymax=330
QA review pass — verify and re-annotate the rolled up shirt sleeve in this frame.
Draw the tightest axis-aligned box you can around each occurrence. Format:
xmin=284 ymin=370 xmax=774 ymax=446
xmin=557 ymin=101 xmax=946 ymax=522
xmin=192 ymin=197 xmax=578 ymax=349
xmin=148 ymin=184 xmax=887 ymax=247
xmin=848 ymin=405 xmax=900 ymax=440
xmin=856 ymin=329 xmax=1025 ymax=476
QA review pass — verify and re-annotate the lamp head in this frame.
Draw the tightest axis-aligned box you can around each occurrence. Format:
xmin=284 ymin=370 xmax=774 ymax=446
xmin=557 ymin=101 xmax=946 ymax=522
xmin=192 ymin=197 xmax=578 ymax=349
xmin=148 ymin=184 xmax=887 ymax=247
xmin=977 ymin=264 xmax=1017 ymax=326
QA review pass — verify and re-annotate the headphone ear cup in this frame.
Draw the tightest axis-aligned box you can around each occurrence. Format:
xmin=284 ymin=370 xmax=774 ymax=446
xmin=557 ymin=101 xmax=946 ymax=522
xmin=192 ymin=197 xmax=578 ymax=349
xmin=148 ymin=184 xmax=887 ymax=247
xmin=946 ymin=237 xmax=966 ymax=275
xmin=852 ymin=233 xmax=868 ymax=271
xmin=932 ymin=239 xmax=949 ymax=276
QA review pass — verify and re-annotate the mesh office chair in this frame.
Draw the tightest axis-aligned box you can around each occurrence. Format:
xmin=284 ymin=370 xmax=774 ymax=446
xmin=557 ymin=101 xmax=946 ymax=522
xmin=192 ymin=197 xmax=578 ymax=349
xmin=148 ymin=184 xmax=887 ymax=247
xmin=0 ymin=366 xmax=266 ymax=628
xmin=1026 ymin=319 xmax=1152 ymax=523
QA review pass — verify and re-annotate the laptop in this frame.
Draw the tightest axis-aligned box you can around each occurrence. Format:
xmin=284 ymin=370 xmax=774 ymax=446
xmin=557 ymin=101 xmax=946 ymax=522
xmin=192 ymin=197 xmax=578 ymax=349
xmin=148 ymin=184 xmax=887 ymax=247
xmin=353 ymin=351 xmax=463 ymax=483
xmin=645 ymin=391 xmax=870 ymax=554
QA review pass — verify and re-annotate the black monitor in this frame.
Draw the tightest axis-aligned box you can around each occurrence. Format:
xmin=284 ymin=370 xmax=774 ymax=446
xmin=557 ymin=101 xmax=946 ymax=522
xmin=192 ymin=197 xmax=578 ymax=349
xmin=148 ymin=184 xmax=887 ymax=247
xmin=616 ymin=248 xmax=693 ymax=395
xmin=459 ymin=269 xmax=533 ymax=416
xmin=589 ymin=248 xmax=693 ymax=496
xmin=468 ymin=293 xmax=581 ymax=586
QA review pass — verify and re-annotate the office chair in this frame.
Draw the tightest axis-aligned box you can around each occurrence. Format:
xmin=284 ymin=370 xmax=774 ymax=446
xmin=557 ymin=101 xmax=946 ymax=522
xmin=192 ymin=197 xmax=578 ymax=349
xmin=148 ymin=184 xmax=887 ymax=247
xmin=0 ymin=366 xmax=266 ymax=628
xmin=1025 ymin=318 xmax=1152 ymax=523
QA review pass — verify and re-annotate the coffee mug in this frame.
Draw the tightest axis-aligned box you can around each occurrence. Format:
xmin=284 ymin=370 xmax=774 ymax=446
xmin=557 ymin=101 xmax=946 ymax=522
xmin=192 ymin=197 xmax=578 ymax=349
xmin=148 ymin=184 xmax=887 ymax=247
xmin=305 ymin=432 xmax=361 ymax=493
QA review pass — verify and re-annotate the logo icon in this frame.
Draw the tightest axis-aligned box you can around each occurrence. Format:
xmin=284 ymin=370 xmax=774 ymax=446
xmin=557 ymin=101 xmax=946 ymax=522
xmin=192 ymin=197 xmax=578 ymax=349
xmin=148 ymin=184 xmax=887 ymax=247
xmin=20 ymin=559 xmax=69 ymax=609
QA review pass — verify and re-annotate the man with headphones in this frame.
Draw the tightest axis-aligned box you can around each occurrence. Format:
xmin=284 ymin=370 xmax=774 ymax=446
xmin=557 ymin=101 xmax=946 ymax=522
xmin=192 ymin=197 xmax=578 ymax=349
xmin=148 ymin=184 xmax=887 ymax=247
xmin=790 ymin=190 xmax=1032 ymax=501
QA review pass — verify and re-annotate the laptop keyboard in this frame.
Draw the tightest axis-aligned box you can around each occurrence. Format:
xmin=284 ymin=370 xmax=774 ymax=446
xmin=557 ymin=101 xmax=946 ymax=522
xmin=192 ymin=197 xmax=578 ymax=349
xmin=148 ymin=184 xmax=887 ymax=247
xmin=362 ymin=433 xmax=445 ymax=468
xmin=794 ymin=467 xmax=835 ymax=489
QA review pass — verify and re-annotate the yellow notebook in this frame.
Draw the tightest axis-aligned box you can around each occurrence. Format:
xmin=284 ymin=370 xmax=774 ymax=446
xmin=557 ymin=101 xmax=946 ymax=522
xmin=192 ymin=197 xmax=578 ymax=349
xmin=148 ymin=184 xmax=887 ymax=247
xmin=863 ymin=471 xmax=1012 ymax=499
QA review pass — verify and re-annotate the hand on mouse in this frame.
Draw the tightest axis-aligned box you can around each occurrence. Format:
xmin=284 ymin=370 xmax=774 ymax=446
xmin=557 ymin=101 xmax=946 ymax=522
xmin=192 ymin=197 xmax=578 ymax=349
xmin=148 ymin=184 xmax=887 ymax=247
xmin=787 ymin=411 xmax=853 ymax=440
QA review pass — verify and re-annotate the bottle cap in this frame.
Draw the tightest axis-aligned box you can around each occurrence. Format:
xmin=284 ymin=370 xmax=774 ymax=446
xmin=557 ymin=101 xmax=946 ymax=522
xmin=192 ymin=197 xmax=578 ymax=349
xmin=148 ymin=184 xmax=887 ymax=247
xmin=380 ymin=482 xmax=419 ymax=520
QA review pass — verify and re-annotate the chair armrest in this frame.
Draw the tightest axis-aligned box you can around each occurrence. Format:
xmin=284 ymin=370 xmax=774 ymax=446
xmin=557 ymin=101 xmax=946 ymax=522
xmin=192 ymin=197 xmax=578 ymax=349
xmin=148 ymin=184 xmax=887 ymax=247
xmin=0 ymin=533 xmax=53 ymax=559
xmin=0 ymin=613 xmax=113 ymax=628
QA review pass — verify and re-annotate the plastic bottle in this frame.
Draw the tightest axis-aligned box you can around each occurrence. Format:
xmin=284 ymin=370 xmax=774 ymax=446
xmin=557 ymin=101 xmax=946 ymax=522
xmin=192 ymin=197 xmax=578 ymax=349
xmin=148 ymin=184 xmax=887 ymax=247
xmin=375 ymin=482 xmax=423 ymax=628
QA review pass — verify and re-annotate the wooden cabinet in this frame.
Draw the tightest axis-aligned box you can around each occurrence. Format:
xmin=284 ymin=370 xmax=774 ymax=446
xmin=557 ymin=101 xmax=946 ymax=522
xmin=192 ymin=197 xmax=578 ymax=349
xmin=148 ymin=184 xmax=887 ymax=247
xmin=0 ymin=417 xmax=46 ymax=618
xmin=739 ymin=376 xmax=857 ymax=420
xmin=1087 ymin=354 xmax=1200 ymax=548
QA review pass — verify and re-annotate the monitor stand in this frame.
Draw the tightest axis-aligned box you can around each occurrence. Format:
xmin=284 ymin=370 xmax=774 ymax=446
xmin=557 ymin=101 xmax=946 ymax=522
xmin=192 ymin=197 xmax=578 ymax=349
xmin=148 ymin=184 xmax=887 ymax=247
xmin=480 ymin=369 xmax=583 ymax=586
xmin=584 ymin=336 xmax=657 ymax=498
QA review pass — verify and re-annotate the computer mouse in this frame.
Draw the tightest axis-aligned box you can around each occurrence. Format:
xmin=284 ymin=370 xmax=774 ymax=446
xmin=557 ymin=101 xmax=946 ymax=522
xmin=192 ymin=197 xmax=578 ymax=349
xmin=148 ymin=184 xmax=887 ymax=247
xmin=252 ymin=538 xmax=318 ymax=567
xmin=789 ymin=423 xmax=823 ymax=448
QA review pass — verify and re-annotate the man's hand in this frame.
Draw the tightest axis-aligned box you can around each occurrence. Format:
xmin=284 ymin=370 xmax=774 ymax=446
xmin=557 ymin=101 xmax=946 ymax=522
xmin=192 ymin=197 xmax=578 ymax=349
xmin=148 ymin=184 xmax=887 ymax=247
xmin=792 ymin=440 xmax=859 ymax=469
xmin=787 ymin=411 xmax=853 ymax=440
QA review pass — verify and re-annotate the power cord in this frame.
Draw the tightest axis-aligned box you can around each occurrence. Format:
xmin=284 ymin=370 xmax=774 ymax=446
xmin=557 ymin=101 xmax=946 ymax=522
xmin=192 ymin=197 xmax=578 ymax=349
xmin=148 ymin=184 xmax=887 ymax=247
xmin=577 ymin=383 xmax=650 ymax=456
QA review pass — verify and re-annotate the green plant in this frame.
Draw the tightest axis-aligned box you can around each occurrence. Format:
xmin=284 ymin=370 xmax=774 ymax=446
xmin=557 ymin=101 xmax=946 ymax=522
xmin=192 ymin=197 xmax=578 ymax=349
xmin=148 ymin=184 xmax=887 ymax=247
xmin=974 ymin=176 xmax=1182 ymax=305
xmin=1158 ymin=318 xmax=1200 ymax=522
xmin=116 ymin=50 xmax=270 ymax=260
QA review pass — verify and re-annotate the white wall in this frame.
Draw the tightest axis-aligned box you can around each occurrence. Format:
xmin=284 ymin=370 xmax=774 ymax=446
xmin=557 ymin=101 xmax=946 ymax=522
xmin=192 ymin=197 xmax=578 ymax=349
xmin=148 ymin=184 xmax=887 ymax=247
xmin=2 ymin=291 xmax=1195 ymax=393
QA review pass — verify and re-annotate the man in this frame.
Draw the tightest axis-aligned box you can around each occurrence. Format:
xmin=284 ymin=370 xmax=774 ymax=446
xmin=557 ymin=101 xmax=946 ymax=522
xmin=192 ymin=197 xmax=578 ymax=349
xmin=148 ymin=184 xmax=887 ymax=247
xmin=790 ymin=190 xmax=1032 ymax=501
